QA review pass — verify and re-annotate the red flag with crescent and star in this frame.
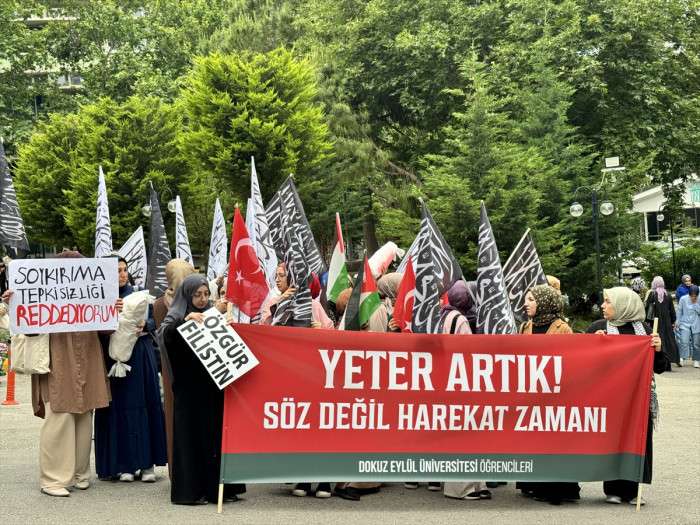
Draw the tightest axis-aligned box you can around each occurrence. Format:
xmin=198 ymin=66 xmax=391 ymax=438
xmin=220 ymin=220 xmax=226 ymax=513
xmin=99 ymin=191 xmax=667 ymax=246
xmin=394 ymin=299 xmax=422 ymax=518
xmin=226 ymin=207 xmax=270 ymax=318
xmin=393 ymin=256 xmax=416 ymax=333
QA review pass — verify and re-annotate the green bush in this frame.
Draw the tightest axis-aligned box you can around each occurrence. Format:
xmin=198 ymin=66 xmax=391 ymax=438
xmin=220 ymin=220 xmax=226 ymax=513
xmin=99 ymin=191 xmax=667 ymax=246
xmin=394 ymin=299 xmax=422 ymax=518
xmin=633 ymin=240 xmax=700 ymax=289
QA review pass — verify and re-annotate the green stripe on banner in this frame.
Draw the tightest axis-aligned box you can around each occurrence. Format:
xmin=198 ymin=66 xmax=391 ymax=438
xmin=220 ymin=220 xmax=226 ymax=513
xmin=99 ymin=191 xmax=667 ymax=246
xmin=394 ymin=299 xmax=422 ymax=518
xmin=221 ymin=452 xmax=644 ymax=483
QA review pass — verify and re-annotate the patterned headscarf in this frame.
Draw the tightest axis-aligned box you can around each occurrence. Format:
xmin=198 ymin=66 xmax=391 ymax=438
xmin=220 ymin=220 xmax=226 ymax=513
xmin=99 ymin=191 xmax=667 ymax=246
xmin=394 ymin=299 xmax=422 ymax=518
xmin=530 ymin=284 xmax=563 ymax=326
xmin=651 ymin=276 xmax=666 ymax=302
xmin=604 ymin=287 xmax=646 ymax=327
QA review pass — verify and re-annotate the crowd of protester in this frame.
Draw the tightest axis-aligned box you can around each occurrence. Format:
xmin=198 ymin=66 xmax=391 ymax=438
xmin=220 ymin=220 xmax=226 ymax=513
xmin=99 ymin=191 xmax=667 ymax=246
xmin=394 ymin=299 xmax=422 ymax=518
xmin=4 ymin=254 xmax=691 ymax=509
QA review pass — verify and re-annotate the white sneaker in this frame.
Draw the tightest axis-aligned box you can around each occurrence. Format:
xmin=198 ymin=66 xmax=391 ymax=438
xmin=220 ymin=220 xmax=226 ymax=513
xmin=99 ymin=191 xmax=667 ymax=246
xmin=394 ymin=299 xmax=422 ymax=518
xmin=119 ymin=473 xmax=135 ymax=482
xmin=291 ymin=483 xmax=309 ymax=497
xmin=315 ymin=489 xmax=332 ymax=499
xmin=73 ymin=480 xmax=89 ymax=490
xmin=678 ymin=359 xmax=684 ymax=367
xmin=630 ymin=496 xmax=646 ymax=506
xmin=404 ymin=482 xmax=419 ymax=489
xmin=693 ymin=361 xmax=700 ymax=368
xmin=605 ymin=495 xmax=622 ymax=504
xmin=141 ymin=467 xmax=156 ymax=483
xmin=41 ymin=487 xmax=70 ymax=497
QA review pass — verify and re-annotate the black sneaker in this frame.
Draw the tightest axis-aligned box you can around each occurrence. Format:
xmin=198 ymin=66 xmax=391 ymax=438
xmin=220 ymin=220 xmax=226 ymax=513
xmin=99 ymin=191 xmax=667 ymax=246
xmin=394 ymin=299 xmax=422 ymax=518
xmin=334 ymin=486 xmax=361 ymax=501
xmin=479 ymin=490 xmax=492 ymax=500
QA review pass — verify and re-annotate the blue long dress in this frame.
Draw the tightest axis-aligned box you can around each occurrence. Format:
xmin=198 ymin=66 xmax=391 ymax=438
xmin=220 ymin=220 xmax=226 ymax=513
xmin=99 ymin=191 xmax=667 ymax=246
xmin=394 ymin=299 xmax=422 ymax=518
xmin=95 ymin=284 xmax=168 ymax=478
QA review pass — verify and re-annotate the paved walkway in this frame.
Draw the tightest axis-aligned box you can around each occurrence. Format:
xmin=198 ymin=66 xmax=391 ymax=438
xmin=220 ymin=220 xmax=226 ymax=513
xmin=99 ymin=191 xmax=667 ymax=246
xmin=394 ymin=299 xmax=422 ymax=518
xmin=1 ymin=367 xmax=698 ymax=525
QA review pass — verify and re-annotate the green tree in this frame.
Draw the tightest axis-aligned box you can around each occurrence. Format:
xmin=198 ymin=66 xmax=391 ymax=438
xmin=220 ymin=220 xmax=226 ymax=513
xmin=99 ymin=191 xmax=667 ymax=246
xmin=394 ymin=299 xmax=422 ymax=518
xmin=15 ymin=96 xmax=187 ymax=253
xmin=420 ymin=54 xmax=576 ymax=277
xmin=0 ymin=1 xmax=79 ymax=146
xmin=177 ymin=49 xmax=332 ymax=254
xmin=42 ymin=0 xmax=239 ymax=102
xmin=203 ymin=0 xmax=298 ymax=55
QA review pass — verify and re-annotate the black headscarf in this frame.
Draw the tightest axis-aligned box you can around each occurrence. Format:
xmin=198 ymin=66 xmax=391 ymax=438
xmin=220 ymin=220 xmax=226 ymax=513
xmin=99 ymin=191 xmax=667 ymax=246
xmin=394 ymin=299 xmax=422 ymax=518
xmin=159 ymin=274 xmax=210 ymax=333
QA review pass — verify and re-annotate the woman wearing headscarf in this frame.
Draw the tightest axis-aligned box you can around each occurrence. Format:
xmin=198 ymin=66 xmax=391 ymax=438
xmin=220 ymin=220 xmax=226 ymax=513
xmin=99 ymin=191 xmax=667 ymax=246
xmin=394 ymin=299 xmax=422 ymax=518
xmin=157 ymin=274 xmax=245 ymax=504
xmin=644 ymin=276 xmax=678 ymax=368
xmin=676 ymin=284 xmax=700 ymax=368
xmin=152 ymin=259 xmax=195 ymax=476
xmin=330 ymin=285 xmax=386 ymax=500
xmin=676 ymin=274 xmax=693 ymax=301
xmin=516 ymin=285 xmax=579 ymax=504
xmin=439 ymin=281 xmax=487 ymax=500
xmin=377 ymin=273 xmax=402 ymax=315
xmin=94 ymin=257 xmax=167 ymax=483
xmin=437 ymin=280 xmax=474 ymax=335
xmin=260 ymin=263 xmax=333 ymax=329
xmin=586 ymin=287 xmax=667 ymax=505
xmin=6 ymin=251 xmax=113 ymax=497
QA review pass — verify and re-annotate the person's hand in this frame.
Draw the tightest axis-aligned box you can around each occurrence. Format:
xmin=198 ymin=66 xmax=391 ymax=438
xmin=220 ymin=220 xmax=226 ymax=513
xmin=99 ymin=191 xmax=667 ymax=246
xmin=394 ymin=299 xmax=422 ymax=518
xmin=310 ymin=320 xmax=322 ymax=329
xmin=2 ymin=290 xmax=13 ymax=304
xmin=594 ymin=329 xmax=606 ymax=335
xmin=651 ymin=334 xmax=662 ymax=352
xmin=136 ymin=320 xmax=145 ymax=334
xmin=388 ymin=318 xmax=399 ymax=331
xmin=281 ymin=286 xmax=296 ymax=300
xmin=115 ymin=298 xmax=124 ymax=313
xmin=185 ymin=312 xmax=205 ymax=323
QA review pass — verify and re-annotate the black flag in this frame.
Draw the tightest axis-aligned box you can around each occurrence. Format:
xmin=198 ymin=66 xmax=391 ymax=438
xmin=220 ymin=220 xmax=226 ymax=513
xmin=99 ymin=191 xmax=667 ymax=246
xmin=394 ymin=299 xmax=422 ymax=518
xmin=0 ymin=139 xmax=29 ymax=254
xmin=271 ymin=192 xmax=312 ymax=327
xmin=266 ymin=176 xmax=326 ymax=275
xmin=476 ymin=202 xmax=517 ymax=335
xmin=397 ymin=201 xmax=462 ymax=295
xmin=503 ymin=229 xmax=548 ymax=324
xmin=145 ymin=182 xmax=171 ymax=296
xmin=411 ymin=201 xmax=445 ymax=334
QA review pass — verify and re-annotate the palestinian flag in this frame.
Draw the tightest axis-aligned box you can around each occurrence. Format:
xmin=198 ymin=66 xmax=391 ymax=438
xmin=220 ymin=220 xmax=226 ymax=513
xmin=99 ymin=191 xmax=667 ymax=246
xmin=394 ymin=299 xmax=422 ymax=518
xmin=327 ymin=213 xmax=349 ymax=303
xmin=344 ymin=256 xmax=381 ymax=330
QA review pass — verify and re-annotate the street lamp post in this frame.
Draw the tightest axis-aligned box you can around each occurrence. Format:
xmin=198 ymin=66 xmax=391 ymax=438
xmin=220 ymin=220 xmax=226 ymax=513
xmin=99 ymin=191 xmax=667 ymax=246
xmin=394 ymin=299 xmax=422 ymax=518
xmin=141 ymin=186 xmax=177 ymax=218
xmin=570 ymin=156 xmax=624 ymax=301
xmin=656 ymin=206 xmax=677 ymax=284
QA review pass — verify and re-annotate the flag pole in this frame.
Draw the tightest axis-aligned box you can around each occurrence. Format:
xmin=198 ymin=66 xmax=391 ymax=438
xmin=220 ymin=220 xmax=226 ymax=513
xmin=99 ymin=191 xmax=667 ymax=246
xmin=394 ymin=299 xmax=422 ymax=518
xmin=636 ymin=316 xmax=658 ymax=513
xmin=217 ymin=483 xmax=224 ymax=514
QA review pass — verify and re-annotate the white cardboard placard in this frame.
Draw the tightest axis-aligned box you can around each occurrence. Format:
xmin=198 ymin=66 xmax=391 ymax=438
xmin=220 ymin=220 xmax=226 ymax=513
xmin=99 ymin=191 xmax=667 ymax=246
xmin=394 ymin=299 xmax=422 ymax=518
xmin=177 ymin=307 xmax=259 ymax=390
xmin=8 ymin=257 xmax=119 ymax=334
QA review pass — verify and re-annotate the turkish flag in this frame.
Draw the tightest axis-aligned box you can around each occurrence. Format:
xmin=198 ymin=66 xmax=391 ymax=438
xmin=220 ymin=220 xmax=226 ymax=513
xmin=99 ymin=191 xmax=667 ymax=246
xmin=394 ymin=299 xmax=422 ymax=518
xmin=226 ymin=207 xmax=269 ymax=318
xmin=393 ymin=256 xmax=415 ymax=333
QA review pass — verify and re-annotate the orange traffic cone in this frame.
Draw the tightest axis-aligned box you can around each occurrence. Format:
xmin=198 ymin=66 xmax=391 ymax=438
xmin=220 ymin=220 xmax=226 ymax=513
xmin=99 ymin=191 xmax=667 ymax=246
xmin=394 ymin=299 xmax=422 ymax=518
xmin=2 ymin=349 xmax=19 ymax=406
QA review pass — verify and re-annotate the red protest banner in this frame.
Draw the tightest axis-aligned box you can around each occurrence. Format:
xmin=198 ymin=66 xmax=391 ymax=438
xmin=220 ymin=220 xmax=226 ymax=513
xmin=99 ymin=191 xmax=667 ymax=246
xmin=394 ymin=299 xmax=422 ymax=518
xmin=220 ymin=325 xmax=653 ymax=483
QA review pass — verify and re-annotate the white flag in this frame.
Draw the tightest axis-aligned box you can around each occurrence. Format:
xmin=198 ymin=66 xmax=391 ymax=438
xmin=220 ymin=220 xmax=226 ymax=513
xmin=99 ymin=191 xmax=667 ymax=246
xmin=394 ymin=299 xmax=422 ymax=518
xmin=207 ymin=198 xmax=227 ymax=280
xmin=249 ymin=157 xmax=278 ymax=288
xmin=94 ymin=165 xmax=113 ymax=258
xmin=174 ymin=195 xmax=192 ymax=264
xmin=118 ymin=226 xmax=147 ymax=289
